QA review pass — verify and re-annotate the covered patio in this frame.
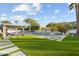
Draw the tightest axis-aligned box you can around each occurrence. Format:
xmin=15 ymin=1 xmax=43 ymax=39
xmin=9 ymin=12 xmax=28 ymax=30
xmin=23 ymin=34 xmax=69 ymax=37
xmin=2 ymin=23 xmax=25 ymax=39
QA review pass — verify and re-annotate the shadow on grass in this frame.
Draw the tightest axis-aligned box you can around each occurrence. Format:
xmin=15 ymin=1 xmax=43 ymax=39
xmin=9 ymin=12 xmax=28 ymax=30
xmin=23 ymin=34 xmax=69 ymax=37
xmin=0 ymin=54 xmax=9 ymax=56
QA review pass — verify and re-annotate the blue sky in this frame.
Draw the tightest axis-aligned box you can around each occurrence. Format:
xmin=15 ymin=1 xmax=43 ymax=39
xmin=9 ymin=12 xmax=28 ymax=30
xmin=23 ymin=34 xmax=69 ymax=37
xmin=0 ymin=3 xmax=76 ymax=26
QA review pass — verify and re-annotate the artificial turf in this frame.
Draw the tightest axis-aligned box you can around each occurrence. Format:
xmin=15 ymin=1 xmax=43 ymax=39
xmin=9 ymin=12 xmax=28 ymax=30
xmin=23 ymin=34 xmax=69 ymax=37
xmin=9 ymin=35 xmax=79 ymax=56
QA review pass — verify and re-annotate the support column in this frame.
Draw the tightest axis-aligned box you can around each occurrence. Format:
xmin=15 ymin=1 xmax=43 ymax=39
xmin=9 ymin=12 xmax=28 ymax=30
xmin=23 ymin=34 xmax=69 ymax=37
xmin=22 ymin=28 xmax=24 ymax=35
xmin=15 ymin=27 xmax=18 ymax=35
xmin=3 ymin=25 xmax=7 ymax=39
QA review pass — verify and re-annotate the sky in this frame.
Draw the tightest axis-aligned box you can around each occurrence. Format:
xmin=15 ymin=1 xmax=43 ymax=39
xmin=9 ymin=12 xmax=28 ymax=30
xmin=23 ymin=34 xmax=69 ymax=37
xmin=0 ymin=3 xmax=76 ymax=26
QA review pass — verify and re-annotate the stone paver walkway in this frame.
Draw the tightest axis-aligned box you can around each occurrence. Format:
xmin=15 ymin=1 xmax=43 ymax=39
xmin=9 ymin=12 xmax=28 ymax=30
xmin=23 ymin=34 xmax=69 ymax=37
xmin=0 ymin=40 xmax=26 ymax=56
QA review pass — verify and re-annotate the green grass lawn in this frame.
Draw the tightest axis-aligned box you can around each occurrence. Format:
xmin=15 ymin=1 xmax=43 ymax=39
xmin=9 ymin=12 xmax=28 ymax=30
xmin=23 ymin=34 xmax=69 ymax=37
xmin=9 ymin=35 xmax=79 ymax=56
xmin=0 ymin=35 xmax=3 ymax=40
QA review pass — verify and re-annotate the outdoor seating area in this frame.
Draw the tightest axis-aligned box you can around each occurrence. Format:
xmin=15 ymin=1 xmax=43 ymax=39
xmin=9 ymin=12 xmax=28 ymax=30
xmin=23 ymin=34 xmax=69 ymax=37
xmin=1 ymin=23 xmax=25 ymax=39
xmin=0 ymin=3 xmax=79 ymax=56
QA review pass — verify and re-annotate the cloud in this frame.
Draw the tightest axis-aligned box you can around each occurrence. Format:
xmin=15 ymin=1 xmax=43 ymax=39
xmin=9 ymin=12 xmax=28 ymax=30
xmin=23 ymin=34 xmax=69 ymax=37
xmin=32 ymin=3 xmax=41 ymax=12
xmin=40 ymin=10 xmax=44 ymax=13
xmin=34 ymin=18 xmax=39 ymax=20
xmin=0 ymin=17 xmax=7 ymax=21
xmin=44 ymin=16 xmax=48 ymax=19
xmin=1 ymin=17 xmax=7 ymax=20
xmin=54 ymin=9 xmax=60 ymax=14
xmin=12 ymin=3 xmax=41 ymax=12
xmin=12 ymin=4 xmax=31 ymax=12
xmin=0 ymin=14 xmax=7 ymax=18
xmin=27 ymin=12 xmax=37 ymax=15
xmin=12 ymin=15 xmax=26 ymax=21
xmin=12 ymin=3 xmax=42 ymax=15
xmin=52 ymin=16 xmax=56 ymax=19
xmin=1 ymin=14 xmax=7 ymax=17
xmin=0 ymin=14 xmax=7 ymax=21
xmin=61 ymin=14 xmax=71 ymax=18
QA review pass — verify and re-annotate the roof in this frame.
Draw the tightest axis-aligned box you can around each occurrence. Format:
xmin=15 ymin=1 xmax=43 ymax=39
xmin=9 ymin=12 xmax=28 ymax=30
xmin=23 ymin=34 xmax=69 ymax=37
xmin=2 ymin=23 xmax=25 ymax=28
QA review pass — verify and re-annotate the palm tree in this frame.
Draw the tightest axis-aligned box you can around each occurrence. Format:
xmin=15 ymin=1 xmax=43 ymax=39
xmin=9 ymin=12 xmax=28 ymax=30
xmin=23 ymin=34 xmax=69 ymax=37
xmin=15 ymin=20 xmax=18 ymax=25
xmin=69 ymin=3 xmax=79 ymax=35
xmin=24 ymin=18 xmax=33 ymax=31
xmin=24 ymin=17 xmax=39 ymax=31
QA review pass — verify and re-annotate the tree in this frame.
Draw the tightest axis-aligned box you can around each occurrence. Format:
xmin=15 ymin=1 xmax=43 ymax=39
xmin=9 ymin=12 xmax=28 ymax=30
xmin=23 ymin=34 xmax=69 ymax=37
xmin=46 ymin=23 xmax=57 ymax=31
xmin=69 ymin=3 xmax=79 ymax=35
xmin=56 ymin=23 xmax=65 ymax=34
xmin=15 ymin=20 xmax=18 ymax=24
xmin=46 ymin=22 xmax=71 ymax=34
xmin=24 ymin=18 xmax=40 ymax=31
xmin=24 ymin=18 xmax=33 ymax=31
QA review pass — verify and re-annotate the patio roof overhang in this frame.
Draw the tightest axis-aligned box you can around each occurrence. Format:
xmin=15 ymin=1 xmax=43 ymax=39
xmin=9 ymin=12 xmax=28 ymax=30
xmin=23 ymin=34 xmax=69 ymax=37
xmin=2 ymin=24 xmax=25 ymax=28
